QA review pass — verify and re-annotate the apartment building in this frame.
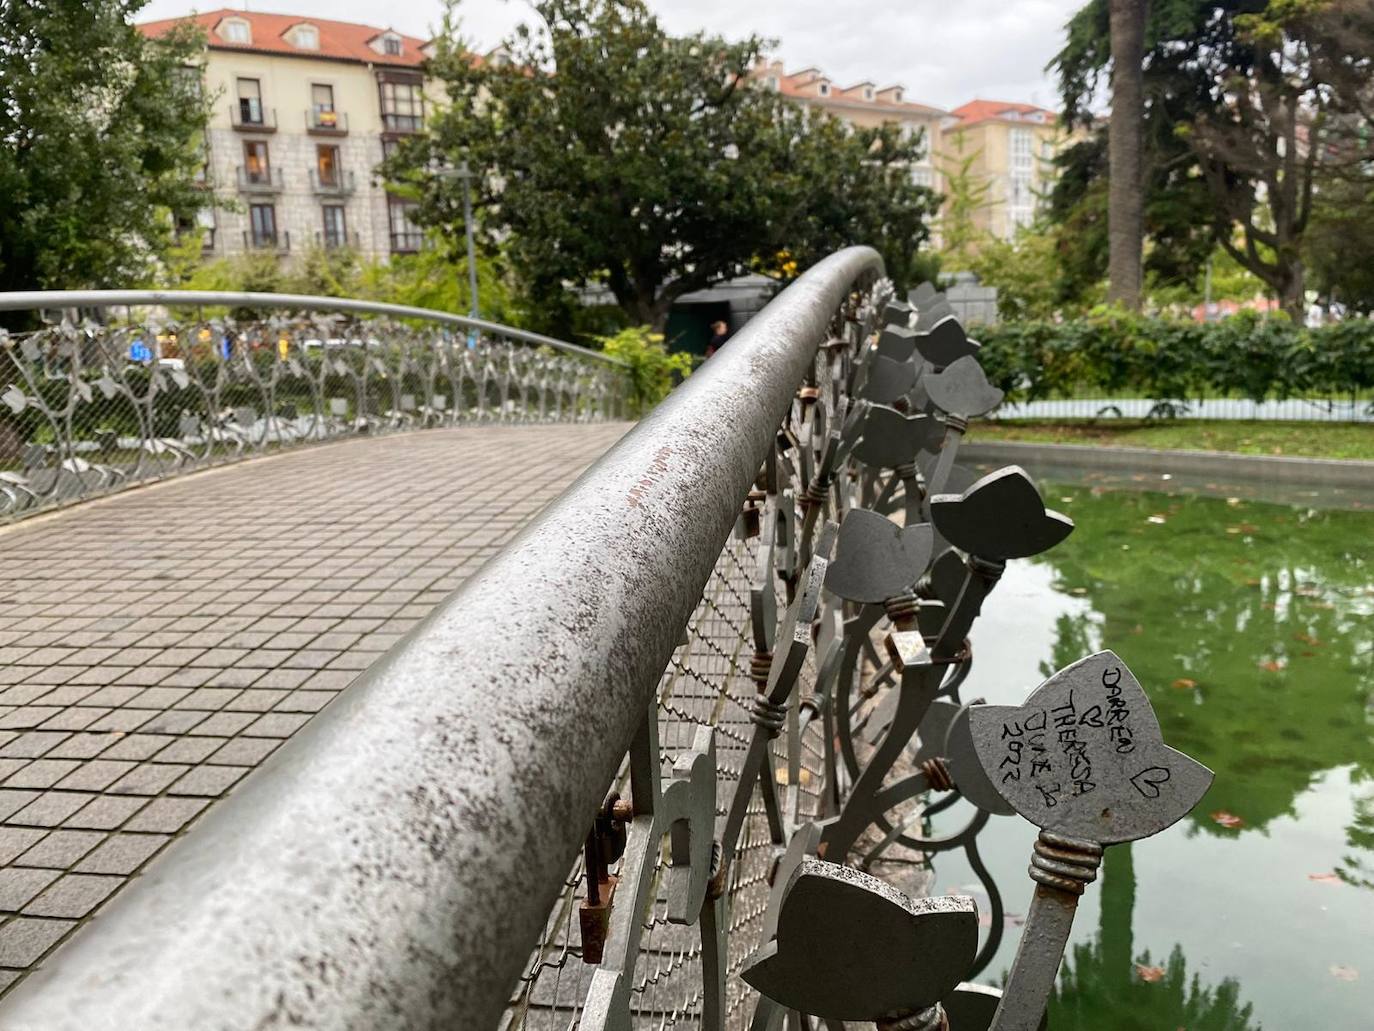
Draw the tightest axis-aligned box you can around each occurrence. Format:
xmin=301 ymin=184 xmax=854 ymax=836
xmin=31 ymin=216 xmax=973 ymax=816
xmin=139 ymin=9 xmax=435 ymax=262
xmin=752 ymin=59 xmax=946 ymax=190
xmin=753 ymin=60 xmax=1072 ymax=243
xmin=940 ymin=100 xmax=1070 ymax=241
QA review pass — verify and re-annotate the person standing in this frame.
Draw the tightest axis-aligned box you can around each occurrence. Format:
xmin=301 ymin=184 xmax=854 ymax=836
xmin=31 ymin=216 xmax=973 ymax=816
xmin=705 ymin=319 xmax=730 ymax=357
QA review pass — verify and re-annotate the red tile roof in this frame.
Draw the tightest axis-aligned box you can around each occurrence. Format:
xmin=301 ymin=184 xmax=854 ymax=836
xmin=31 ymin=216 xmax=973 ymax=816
xmin=138 ymin=8 xmax=428 ymax=68
xmin=948 ymin=99 xmax=1058 ymax=127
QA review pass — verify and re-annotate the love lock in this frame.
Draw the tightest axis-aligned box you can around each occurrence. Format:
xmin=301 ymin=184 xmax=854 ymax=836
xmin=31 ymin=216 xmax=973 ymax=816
xmin=578 ymin=794 xmax=631 ymax=964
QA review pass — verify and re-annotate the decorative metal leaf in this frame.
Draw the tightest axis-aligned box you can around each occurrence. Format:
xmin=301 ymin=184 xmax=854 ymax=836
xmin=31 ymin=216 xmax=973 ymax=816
xmin=968 ymin=651 xmax=1214 ymax=844
xmin=924 ymin=355 xmax=1003 ymax=418
xmin=742 ymin=859 xmax=977 ymax=1021
xmin=930 ymin=466 xmax=1073 ymax=561
xmin=914 ymin=316 xmax=979 ymax=366
xmin=1 ymin=384 xmax=26 ymax=414
xmin=852 ymin=405 xmax=940 ymax=470
xmin=824 ymin=508 xmax=933 ymax=603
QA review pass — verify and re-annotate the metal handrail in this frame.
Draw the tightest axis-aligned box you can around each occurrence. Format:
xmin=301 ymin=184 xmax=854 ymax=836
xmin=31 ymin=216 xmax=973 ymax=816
xmin=0 ymin=246 xmax=882 ymax=1030
xmin=0 ymin=289 xmax=626 ymax=365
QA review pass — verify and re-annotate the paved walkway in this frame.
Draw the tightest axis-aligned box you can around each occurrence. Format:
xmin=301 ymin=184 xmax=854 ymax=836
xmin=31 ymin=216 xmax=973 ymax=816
xmin=0 ymin=423 xmax=629 ymax=992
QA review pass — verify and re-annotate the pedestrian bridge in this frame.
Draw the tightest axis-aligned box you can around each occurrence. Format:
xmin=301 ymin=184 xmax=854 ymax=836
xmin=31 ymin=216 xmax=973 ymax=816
xmin=0 ymin=261 xmax=1212 ymax=1031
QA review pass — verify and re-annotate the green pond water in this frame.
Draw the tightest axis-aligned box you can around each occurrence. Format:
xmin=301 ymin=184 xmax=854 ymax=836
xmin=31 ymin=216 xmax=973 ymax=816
xmin=925 ymin=483 xmax=1374 ymax=1031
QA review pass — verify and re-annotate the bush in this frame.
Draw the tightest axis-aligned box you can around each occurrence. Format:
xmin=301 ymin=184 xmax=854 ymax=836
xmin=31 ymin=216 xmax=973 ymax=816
xmin=975 ymin=312 xmax=1374 ymax=405
xmin=595 ymin=326 xmax=693 ymax=417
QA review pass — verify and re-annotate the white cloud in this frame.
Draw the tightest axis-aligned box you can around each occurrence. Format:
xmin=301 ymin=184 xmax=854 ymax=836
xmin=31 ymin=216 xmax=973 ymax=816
xmin=137 ymin=0 xmax=1083 ymax=110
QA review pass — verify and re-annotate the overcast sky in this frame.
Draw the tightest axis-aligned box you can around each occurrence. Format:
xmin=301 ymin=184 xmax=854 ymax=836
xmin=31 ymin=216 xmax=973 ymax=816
xmin=139 ymin=0 xmax=1084 ymax=112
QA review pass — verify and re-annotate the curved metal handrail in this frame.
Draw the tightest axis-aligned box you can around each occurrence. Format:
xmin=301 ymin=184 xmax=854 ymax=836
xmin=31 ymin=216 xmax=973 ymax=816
xmin=0 ymin=247 xmax=884 ymax=1029
xmin=0 ymin=289 xmax=625 ymax=365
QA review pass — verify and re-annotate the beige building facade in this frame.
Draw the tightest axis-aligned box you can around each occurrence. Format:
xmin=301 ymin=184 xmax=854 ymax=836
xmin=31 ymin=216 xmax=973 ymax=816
xmin=140 ymin=9 xmax=435 ymax=263
xmin=940 ymin=100 xmax=1072 ymax=241
xmin=754 ymin=60 xmax=1072 ymax=243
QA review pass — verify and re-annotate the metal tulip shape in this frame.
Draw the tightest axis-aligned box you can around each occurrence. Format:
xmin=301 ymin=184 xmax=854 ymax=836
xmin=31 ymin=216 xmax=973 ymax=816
xmin=915 ymin=315 xmax=979 ymax=365
xmin=969 ymin=651 xmax=1214 ymax=843
xmin=852 ymin=405 xmax=941 ymax=470
xmin=925 ymin=354 xmax=1005 ymax=419
xmin=742 ymin=859 xmax=978 ymax=1022
xmin=931 ymin=466 xmax=1074 ymax=561
xmin=824 ymin=507 xmax=934 ymax=603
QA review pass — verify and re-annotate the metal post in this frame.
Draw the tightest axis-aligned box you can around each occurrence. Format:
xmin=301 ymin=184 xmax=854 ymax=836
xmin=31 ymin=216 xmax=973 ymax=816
xmin=460 ymin=161 xmax=480 ymax=322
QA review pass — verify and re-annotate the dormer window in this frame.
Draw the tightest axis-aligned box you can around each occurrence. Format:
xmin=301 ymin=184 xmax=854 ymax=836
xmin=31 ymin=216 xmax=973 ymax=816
xmin=220 ymin=17 xmax=250 ymax=44
xmin=383 ymin=34 xmax=402 ymax=56
xmin=818 ymin=82 xmax=830 ymax=97
xmin=289 ymin=24 xmax=319 ymax=50
xmin=863 ymin=87 xmax=874 ymax=101
xmin=894 ymin=89 xmax=903 ymax=102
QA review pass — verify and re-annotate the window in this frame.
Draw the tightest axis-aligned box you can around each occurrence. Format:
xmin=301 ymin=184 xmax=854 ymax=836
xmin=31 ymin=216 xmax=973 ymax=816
xmin=379 ymin=79 xmax=424 ymax=132
xmin=911 ymin=166 xmax=934 ymax=188
xmin=220 ymin=18 xmax=250 ymax=44
xmin=237 ymin=78 xmax=263 ymax=125
xmin=766 ymin=76 xmax=779 ymax=91
xmin=818 ymin=82 xmax=830 ymax=97
xmin=312 ymin=84 xmax=335 ymax=113
xmin=290 ymin=24 xmax=319 ymax=50
xmin=388 ymin=199 xmax=423 ymax=252
xmin=249 ymin=204 xmax=277 ymax=248
xmin=322 ymin=205 xmax=347 ymax=249
xmin=243 ymin=141 xmax=270 ymax=183
xmin=381 ymin=137 xmax=401 ymax=162
xmin=383 ymin=35 xmax=402 ymax=56
xmin=316 ymin=145 xmax=340 ymax=187
xmin=863 ymin=87 xmax=874 ymax=101
xmin=1010 ymin=128 xmax=1034 ymax=170
xmin=893 ymin=89 xmax=903 ymax=102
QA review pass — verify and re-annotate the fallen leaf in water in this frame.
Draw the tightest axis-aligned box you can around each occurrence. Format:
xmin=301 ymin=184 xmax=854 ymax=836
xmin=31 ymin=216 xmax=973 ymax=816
xmin=1236 ymin=523 xmax=1258 ymax=534
xmin=1295 ymin=586 xmax=1322 ymax=597
xmin=1259 ymin=660 xmax=1285 ymax=672
xmin=1225 ymin=526 xmax=1242 ymax=535
xmin=1211 ymin=810 xmax=1245 ymax=829
xmin=1294 ymin=633 xmax=1323 ymax=646
xmin=1227 ymin=497 xmax=1242 ymax=506
xmin=1330 ymin=965 xmax=1359 ymax=982
xmin=1135 ymin=964 xmax=1166 ymax=983
xmin=1172 ymin=678 xmax=1198 ymax=690
xmin=1308 ymin=872 xmax=1342 ymax=884
xmin=1147 ymin=514 xmax=1167 ymax=524
xmin=1129 ymin=623 xmax=1144 ymax=635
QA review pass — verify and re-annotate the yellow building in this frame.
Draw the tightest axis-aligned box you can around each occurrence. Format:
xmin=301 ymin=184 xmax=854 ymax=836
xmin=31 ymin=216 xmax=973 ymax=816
xmin=140 ymin=9 xmax=437 ymax=262
xmin=940 ymin=100 xmax=1072 ymax=241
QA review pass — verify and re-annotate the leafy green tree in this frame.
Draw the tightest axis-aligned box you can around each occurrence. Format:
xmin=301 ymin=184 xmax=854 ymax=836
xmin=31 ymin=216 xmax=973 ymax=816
xmin=389 ymin=0 xmax=938 ymax=331
xmin=1054 ymin=0 xmax=1374 ymax=319
xmin=0 ymin=1 xmax=210 ymax=306
xmin=966 ymin=228 xmax=1067 ymax=321
xmin=596 ymin=325 xmax=693 ymax=416
xmin=1304 ymin=175 xmax=1374 ymax=312
xmin=935 ymin=130 xmax=995 ymax=268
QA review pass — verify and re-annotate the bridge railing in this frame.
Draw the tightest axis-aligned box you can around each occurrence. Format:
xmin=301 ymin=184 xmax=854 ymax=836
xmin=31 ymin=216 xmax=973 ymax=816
xmin=0 ymin=290 xmax=629 ymax=520
xmin=0 ymin=250 xmax=1212 ymax=1031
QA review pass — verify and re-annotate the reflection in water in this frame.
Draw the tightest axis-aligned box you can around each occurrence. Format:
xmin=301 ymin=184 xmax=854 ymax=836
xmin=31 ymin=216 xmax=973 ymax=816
xmin=1049 ymin=846 xmax=1257 ymax=1031
xmin=981 ymin=485 xmax=1374 ymax=1030
xmin=1035 ymin=487 xmax=1374 ymax=843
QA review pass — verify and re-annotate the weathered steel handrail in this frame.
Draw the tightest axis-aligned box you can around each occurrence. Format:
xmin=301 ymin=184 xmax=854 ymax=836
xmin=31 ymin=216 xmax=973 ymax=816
xmin=0 ymin=247 xmax=886 ymax=1029
xmin=0 ymin=290 xmax=628 ymax=521
xmin=0 ymin=290 xmax=625 ymax=364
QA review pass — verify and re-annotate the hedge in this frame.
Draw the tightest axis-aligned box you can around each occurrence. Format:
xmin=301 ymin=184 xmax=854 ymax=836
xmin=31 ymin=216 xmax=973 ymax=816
xmin=974 ymin=311 xmax=1374 ymax=406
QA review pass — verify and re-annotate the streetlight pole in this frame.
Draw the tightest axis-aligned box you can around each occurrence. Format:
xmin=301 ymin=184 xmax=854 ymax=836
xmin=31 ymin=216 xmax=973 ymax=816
xmin=458 ymin=160 xmax=480 ymax=323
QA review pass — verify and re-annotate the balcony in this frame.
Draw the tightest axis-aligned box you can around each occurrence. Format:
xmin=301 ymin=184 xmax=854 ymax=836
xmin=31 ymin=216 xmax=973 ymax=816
xmin=310 ymin=169 xmax=356 ymax=197
xmin=243 ymin=229 xmax=291 ymax=253
xmin=314 ymin=230 xmax=362 ymax=250
xmin=230 ymin=100 xmax=277 ymax=133
xmin=236 ymin=166 xmax=284 ymax=194
xmin=381 ymin=112 xmax=422 ymax=134
xmin=306 ymin=108 xmax=349 ymax=135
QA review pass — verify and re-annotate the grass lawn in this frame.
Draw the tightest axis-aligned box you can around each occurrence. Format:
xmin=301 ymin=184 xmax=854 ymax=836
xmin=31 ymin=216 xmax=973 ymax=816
xmin=968 ymin=419 xmax=1374 ymax=461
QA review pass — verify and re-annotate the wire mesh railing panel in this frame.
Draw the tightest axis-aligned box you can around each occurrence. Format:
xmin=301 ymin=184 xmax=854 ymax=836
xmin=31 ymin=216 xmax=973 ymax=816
xmin=505 ymin=530 xmax=827 ymax=1030
xmin=0 ymin=299 xmax=628 ymax=521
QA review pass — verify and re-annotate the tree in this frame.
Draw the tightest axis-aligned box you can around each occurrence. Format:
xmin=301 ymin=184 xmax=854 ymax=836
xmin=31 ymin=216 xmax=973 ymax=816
xmin=1054 ymin=0 xmax=1374 ymax=319
xmin=1107 ymin=0 xmax=1147 ymax=309
xmin=934 ymin=130 xmax=995 ymax=268
xmin=1305 ymin=176 xmax=1374 ymax=312
xmin=391 ymin=0 xmax=938 ymax=331
xmin=0 ymin=1 xmax=210 ymax=305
